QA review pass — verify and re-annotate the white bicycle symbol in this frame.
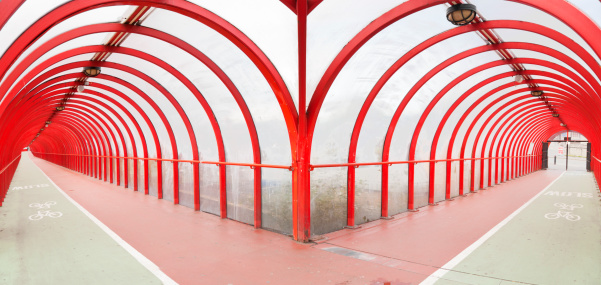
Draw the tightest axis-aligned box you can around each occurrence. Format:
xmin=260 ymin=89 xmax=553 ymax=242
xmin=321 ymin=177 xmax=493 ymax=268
xmin=553 ymin=203 xmax=583 ymax=211
xmin=544 ymin=211 xmax=580 ymax=221
xmin=28 ymin=210 xmax=63 ymax=221
xmin=29 ymin=201 xmax=57 ymax=209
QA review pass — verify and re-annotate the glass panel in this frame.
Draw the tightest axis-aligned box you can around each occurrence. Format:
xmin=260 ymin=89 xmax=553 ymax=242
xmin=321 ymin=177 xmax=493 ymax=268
xmin=388 ymin=163 xmax=408 ymax=215
xmin=312 ymin=26 xmax=486 ymax=217
xmin=473 ymin=160 xmax=481 ymax=190
xmin=178 ymin=162 xmax=194 ymax=208
xmin=226 ymin=165 xmax=254 ymax=225
xmin=141 ymin=10 xmax=290 ymax=164
xmin=354 ymin=165 xmax=381 ymax=225
xmin=162 ymin=160 xmax=174 ymax=202
xmin=461 ymin=159 xmax=472 ymax=193
xmin=568 ymin=0 xmax=601 ymax=27
xmin=308 ymin=3 xmax=450 ymax=101
xmin=82 ymin=87 xmax=155 ymax=159
xmin=310 ymin=167 xmax=347 ymax=236
xmin=0 ymin=0 xmax=71 ymax=57
xmin=76 ymin=97 xmax=131 ymax=187
xmin=414 ymin=162 xmax=429 ymax=208
xmin=98 ymin=69 xmax=186 ymax=179
xmin=450 ymin=161 xmax=460 ymax=197
xmin=184 ymin=1 xmax=298 ymax=102
xmin=472 ymin=0 xmax=601 ymax=66
xmin=148 ymin=160 xmax=158 ymax=197
xmin=4 ymin=34 xmax=108 ymax=98
xmin=42 ymin=53 xmax=94 ymax=76
xmin=128 ymin=159 xmax=135 ymax=190
xmin=79 ymin=93 xmax=143 ymax=190
xmin=2 ymin=6 xmax=130 ymax=88
xmin=510 ymin=49 xmax=590 ymax=86
xmin=261 ymin=168 xmax=292 ymax=235
xmin=89 ymin=78 xmax=171 ymax=197
xmin=107 ymin=52 xmax=224 ymax=206
xmin=199 ymin=163 xmax=220 ymax=216
xmin=140 ymin=9 xmax=293 ymax=165
xmin=434 ymin=162 xmax=445 ymax=202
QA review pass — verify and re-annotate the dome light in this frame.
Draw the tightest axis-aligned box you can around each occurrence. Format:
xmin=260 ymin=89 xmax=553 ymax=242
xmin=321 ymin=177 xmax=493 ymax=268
xmin=76 ymin=81 xmax=90 ymax=92
xmin=83 ymin=66 xmax=101 ymax=77
xmin=446 ymin=4 xmax=477 ymax=26
xmin=56 ymin=106 xmax=65 ymax=111
xmin=514 ymin=75 xmax=524 ymax=83
xmin=531 ymin=90 xmax=543 ymax=97
xmin=552 ymin=113 xmax=559 ymax=117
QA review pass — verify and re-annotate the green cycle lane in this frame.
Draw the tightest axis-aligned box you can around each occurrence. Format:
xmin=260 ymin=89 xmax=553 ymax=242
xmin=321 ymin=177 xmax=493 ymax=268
xmin=427 ymin=171 xmax=601 ymax=285
xmin=0 ymin=154 xmax=166 ymax=285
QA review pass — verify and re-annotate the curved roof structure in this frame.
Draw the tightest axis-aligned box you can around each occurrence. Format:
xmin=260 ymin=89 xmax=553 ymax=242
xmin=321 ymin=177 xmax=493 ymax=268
xmin=1 ymin=0 xmax=600 ymax=242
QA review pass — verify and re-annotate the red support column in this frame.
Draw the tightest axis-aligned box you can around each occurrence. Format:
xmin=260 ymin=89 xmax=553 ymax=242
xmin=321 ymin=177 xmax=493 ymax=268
xmin=293 ymin=0 xmax=311 ymax=241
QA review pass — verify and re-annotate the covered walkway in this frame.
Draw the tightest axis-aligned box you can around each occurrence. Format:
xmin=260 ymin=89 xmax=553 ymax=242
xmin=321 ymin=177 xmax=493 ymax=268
xmin=2 ymin=1 xmax=601 ymax=284
xmin=1 ymin=152 xmax=599 ymax=284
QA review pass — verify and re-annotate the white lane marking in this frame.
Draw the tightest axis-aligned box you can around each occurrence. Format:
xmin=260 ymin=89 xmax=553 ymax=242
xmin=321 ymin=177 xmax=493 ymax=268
xmin=420 ymin=172 xmax=566 ymax=285
xmin=31 ymin=158 xmax=178 ymax=285
xmin=12 ymin=184 xmax=50 ymax=190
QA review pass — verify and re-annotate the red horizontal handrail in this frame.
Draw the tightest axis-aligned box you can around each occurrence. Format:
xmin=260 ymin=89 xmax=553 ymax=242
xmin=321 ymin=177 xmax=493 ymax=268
xmin=30 ymin=152 xmax=292 ymax=170
xmin=0 ymin=154 xmax=22 ymax=175
xmin=310 ymin=154 xmax=540 ymax=169
xmin=31 ymin=151 xmax=540 ymax=171
xmin=201 ymin=161 xmax=291 ymax=169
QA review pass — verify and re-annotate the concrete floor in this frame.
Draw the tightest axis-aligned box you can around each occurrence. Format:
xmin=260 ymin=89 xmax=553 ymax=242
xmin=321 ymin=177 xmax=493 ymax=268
xmin=1 ymin=153 xmax=600 ymax=284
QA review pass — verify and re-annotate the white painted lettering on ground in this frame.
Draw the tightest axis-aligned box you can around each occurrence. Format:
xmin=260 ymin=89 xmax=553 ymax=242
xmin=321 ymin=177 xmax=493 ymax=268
xmin=12 ymin=184 xmax=50 ymax=190
xmin=544 ymin=191 xmax=593 ymax=198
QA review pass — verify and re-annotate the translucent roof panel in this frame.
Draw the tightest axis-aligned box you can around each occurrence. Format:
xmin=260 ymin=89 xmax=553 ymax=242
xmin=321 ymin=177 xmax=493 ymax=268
xmin=139 ymin=8 xmax=291 ymax=164
xmin=1 ymin=6 xmax=131 ymax=88
xmin=308 ymin=4 xmax=454 ymax=101
xmin=472 ymin=0 xmax=601 ymax=65
xmin=0 ymin=0 xmax=71 ymax=57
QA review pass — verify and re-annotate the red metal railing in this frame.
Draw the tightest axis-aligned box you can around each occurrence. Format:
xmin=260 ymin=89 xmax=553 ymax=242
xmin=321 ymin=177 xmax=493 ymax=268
xmin=0 ymin=155 xmax=21 ymax=175
xmin=30 ymin=152 xmax=292 ymax=170
xmin=310 ymin=155 xmax=539 ymax=169
xmin=32 ymin=152 xmax=539 ymax=171
xmin=0 ymin=154 xmax=22 ymax=206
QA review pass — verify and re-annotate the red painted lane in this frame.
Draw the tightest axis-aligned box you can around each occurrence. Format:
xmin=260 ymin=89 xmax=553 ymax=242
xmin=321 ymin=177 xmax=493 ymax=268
xmin=321 ymin=169 xmax=563 ymax=281
xmin=30 ymin=153 xmax=426 ymax=284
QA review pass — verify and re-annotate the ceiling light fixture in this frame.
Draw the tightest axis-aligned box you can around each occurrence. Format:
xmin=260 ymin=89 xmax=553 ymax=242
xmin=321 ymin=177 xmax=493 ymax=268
xmin=531 ymin=90 xmax=543 ymax=97
xmin=83 ymin=66 xmax=101 ymax=77
xmin=446 ymin=4 xmax=477 ymax=26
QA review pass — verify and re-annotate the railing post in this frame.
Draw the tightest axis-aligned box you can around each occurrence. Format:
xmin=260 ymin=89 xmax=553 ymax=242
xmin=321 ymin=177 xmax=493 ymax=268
xmin=292 ymin=0 xmax=311 ymax=242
